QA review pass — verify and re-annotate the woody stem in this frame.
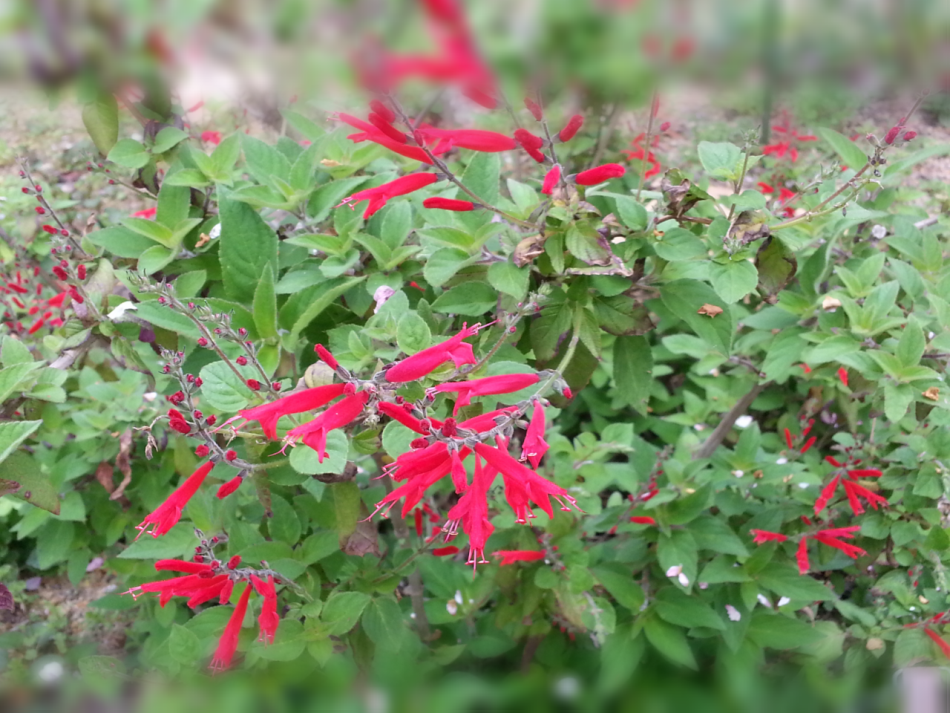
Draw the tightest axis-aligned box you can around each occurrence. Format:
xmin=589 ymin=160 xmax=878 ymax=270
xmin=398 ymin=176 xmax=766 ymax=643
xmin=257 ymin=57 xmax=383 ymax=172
xmin=635 ymin=90 xmax=659 ymax=203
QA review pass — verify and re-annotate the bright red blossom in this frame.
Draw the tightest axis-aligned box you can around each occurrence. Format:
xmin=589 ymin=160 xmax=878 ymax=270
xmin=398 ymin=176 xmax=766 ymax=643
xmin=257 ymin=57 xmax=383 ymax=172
xmin=423 ymin=197 xmax=475 ymax=212
xmin=494 ymin=550 xmax=546 ymax=566
xmin=433 ymin=372 xmax=539 ymax=414
xmin=384 ymin=323 xmax=481 ymax=382
xmin=521 ymin=399 xmax=548 ymax=469
xmin=542 ymin=165 xmax=561 ymax=195
xmin=136 ymin=461 xmax=215 ymax=539
xmin=227 ymin=383 xmax=347 ymax=440
xmin=575 ymin=164 xmax=626 ymax=185
xmin=286 ymin=391 xmax=369 ymax=461
xmin=210 ymin=584 xmax=252 ymax=673
xmin=339 ymin=172 xmax=439 ymax=219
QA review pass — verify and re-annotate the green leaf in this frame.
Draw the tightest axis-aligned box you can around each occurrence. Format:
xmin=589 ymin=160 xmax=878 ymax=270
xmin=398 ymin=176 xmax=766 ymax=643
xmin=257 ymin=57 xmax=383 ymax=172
xmin=163 ymin=168 xmax=211 ymax=188
xmin=218 ymin=197 xmax=279 ymax=304
xmin=268 ymin=496 xmax=301 ymax=545
xmin=487 ymin=261 xmax=530 ymax=300
xmin=591 ymin=564 xmax=645 ymax=611
xmin=747 ymin=612 xmax=825 ymax=650
xmin=36 ymin=520 xmax=75 ymax=569
xmin=118 ymin=525 xmax=196 ymax=559
xmin=697 ymin=141 xmax=743 ymax=181
xmin=884 ymin=380 xmax=914 ymax=422
xmin=755 ymin=237 xmax=797 ymax=297
xmin=817 ymin=128 xmax=867 ymax=170
xmin=1 ymin=337 xmax=32 ymax=367
xmin=755 ymin=563 xmax=836 ymax=601
xmin=897 ymin=318 xmax=926 ymax=368
xmin=0 ymin=362 xmax=42 ymax=402
xmin=122 ymin=217 xmax=174 ymax=248
xmin=709 ymin=259 xmax=758 ymax=304
xmin=362 ymin=597 xmax=405 ymax=651
xmin=565 ymin=223 xmax=611 ymax=265
xmin=655 ymin=587 xmax=726 ymax=630
xmin=168 ymin=624 xmax=201 ymax=664
xmin=322 ymin=592 xmax=371 ymax=635
xmin=652 ymin=228 xmax=707 ymax=262
xmin=198 ymin=361 xmax=254 ymax=412
xmin=660 ymin=280 xmax=733 ymax=355
xmin=613 ymin=335 xmax=652 ymax=413
xmin=423 ymin=248 xmax=474 ymax=288
xmin=212 ymin=134 xmax=242 ymax=177
xmin=82 ymin=93 xmax=119 ymax=156
xmin=0 ymin=420 xmax=41 ymax=466
xmin=644 ymin=617 xmax=697 ymax=669
xmin=4 ymin=451 xmax=59 ymax=514
xmin=252 ymin=264 xmax=278 ymax=340
xmin=614 ymin=197 xmax=648 ymax=230
xmin=431 ymin=282 xmax=496 ymax=316
xmin=289 ymin=430 xmax=349 ymax=475
xmin=289 ymin=276 xmax=366 ymax=340
xmin=461 ymin=153 xmax=500 ymax=206
xmin=137 ymin=245 xmax=176 ymax=275
xmin=107 ymin=139 xmax=151 ymax=169
xmin=396 ymin=312 xmax=431 ymax=355
xmin=152 ymin=127 xmax=189 ymax=154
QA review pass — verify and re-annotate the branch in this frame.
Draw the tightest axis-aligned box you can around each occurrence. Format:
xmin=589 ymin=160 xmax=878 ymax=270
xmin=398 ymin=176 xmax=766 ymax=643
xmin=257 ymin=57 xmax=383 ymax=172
xmin=693 ymin=381 xmax=769 ymax=460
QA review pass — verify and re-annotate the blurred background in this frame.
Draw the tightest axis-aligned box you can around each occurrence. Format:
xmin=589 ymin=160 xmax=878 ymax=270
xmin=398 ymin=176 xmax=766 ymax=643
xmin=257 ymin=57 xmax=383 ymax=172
xmin=0 ymin=0 xmax=947 ymax=711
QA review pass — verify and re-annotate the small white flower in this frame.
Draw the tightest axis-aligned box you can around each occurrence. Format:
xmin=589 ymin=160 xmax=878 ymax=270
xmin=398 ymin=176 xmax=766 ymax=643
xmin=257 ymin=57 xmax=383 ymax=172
xmin=38 ymin=661 xmax=63 ymax=683
xmin=208 ymin=223 xmax=222 ymax=240
xmin=454 ymin=590 xmax=463 ymax=605
xmin=725 ymin=605 xmax=741 ymax=622
xmin=693 ymin=424 xmax=706 ymax=431
xmin=776 ymin=457 xmax=788 ymax=465
xmin=373 ymin=285 xmax=396 ymax=314
xmin=910 ymin=606 xmax=917 ymax=611
xmin=666 ymin=564 xmax=683 ymax=578
xmin=871 ymin=224 xmax=887 ymax=239
xmin=735 ymin=415 xmax=753 ymax=429
xmin=446 ymin=600 xmax=458 ymax=615
xmin=143 ymin=392 xmax=158 ymax=402
xmin=732 ymin=470 xmax=744 ymax=478
xmin=777 ymin=597 xmax=791 ymax=607
xmin=678 ymin=573 xmax=690 ymax=587
xmin=554 ymin=676 xmax=580 ymax=700
xmin=757 ymin=594 xmax=773 ymax=608
xmin=611 ymin=236 xmax=626 ymax=244
xmin=107 ymin=300 xmax=137 ymax=321
xmin=798 ymin=482 xmax=810 ymax=489
xmin=699 ymin=582 xmax=709 ymax=590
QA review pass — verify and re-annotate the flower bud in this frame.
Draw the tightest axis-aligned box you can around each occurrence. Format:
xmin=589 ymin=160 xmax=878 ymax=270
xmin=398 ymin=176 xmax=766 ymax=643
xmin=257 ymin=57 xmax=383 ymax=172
xmin=524 ymin=97 xmax=543 ymax=121
xmin=205 ymin=414 xmax=216 ymax=426
xmin=195 ymin=444 xmax=210 ymax=457
xmin=246 ymin=379 xmax=261 ymax=391
xmin=903 ymin=130 xmax=917 ymax=142
xmin=225 ymin=450 xmax=237 ymax=461
xmin=197 ymin=337 xmax=209 ymax=347
xmin=236 ymin=356 xmax=248 ymax=366
xmin=884 ymin=125 xmax=902 ymax=144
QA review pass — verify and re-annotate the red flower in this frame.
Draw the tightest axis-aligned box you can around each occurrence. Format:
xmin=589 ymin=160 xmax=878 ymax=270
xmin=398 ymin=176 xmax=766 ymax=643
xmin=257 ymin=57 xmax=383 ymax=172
xmin=369 ymin=99 xmax=395 ymax=123
xmin=800 ymin=436 xmax=817 ymax=454
xmin=513 ymin=128 xmax=544 ymax=151
xmin=209 ymin=583 xmax=252 ymax=673
xmin=837 ymin=367 xmax=849 ymax=388
xmin=228 ymin=383 xmax=347 ymax=440
xmin=629 ymin=516 xmax=656 ymax=525
xmin=384 ymin=323 xmax=482 ymax=382
xmin=168 ymin=409 xmax=190 ymax=434
xmin=132 ymin=207 xmax=157 ymax=219
xmin=154 ymin=559 xmax=215 ymax=574
xmin=339 ymin=172 xmax=439 ymax=219
xmin=925 ymin=627 xmax=950 ymax=658
xmin=558 ymin=115 xmax=584 ymax=143
xmin=842 ymin=480 xmax=888 ymax=515
xmin=368 ymin=112 xmax=408 ymax=143
xmin=313 ymin=344 xmax=340 ymax=370
xmin=884 ymin=126 xmax=902 ymax=145
xmin=217 ymin=476 xmax=244 ymax=499
xmin=813 ymin=530 xmax=866 ymax=559
xmin=575 ymin=164 xmax=626 ymax=186
xmin=135 ymin=461 xmax=216 ymax=539
xmin=903 ymin=130 xmax=917 ymax=142
xmin=423 ymin=197 xmax=475 ymax=212
xmin=750 ymin=529 xmax=788 ymax=544
xmin=846 ymin=468 xmax=882 ymax=479
xmin=377 ymin=401 xmax=433 ymax=435
xmin=250 ymin=575 xmax=279 ymax=645
xmin=445 ymin=455 xmax=496 ymax=566
xmin=763 ymin=141 xmax=798 ymax=162
xmin=524 ymin=98 xmax=543 ymax=121
xmin=542 ymin=165 xmax=561 ymax=195
xmin=201 ymin=131 xmax=222 ymax=146
xmin=125 ymin=572 xmax=229 ymax=607
xmin=494 ymin=550 xmax=545 ymax=566
xmin=796 ymin=537 xmax=810 ymax=575
xmin=286 ymin=391 xmax=368 ymax=461
xmin=418 ymin=126 xmax=516 ymax=153
xmin=338 ymin=114 xmax=437 ymax=165
xmin=449 ymin=448 xmax=468 ymax=493
xmin=432 ymin=546 xmax=460 ymax=556
xmin=434 ymin=373 xmax=539 ymax=414
xmin=825 ymin=456 xmax=843 ymax=467
xmin=814 ymin=475 xmax=841 ymax=516
xmin=521 ymin=399 xmax=548 ymax=468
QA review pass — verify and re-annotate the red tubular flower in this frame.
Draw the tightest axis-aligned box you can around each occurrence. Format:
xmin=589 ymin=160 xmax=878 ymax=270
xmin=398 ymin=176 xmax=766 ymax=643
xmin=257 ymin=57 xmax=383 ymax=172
xmin=847 ymin=468 xmax=882 ymax=479
xmin=132 ymin=207 xmax=157 ymax=219
xmin=286 ymin=391 xmax=369 ymax=461
xmin=168 ymin=409 xmax=190 ymax=434
xmin=417 ymin=126 xmax=517 ymax=153
xmin=135 ymin=461 xmax=215 ymax=539
xmin=763 ymin=141 xmax=798 ymax=162
xmin=558 ymin=115 xmax=584 ymax=142
xmin=925 ymin=627 xmax=950 ymax=658
xmin=457 ymin=406 xmax=518 ymax=434
xmin=154 ymin=559 xmax=215 ymax=574
xmin=313 ymin=344 xmax=340 ymax=370
xmin=800 ymin=436 xmax=817 ymax=454
xmin=423 ymin=197 xmax=475 ymax=212
xmin=842 ymin=480 xmax=888 ymax=515
xmin=494 ymin=550 xmax=545 ymax=566
xmin=903 ymin=130 xmax=917 ymax=142
xmin=368 ymin=113 xmax=408 ymax=143
xmin=228 ymin=383 xmax=347 ymax=440
xmin=434 ymin=373 xmax=539 ymax=414
xmin=884 ymin=126 xmax=902 ymax=145
xmin=377 ymin=401 xmax=432 ymax=435
xmin=201 ymin=131 xmax=222 ymax=146
xmin=750 ymin=529 xmax=788 ymax=544
xmin=218 ymin=579 xmax=234 ymax=605
xmin=521 ymin=400 xmax=548 ymax=469
xmin=575 ymin=164 xmax=626 ymax=186
xmin=432 ymin=546 xmax=459 ymax=556
xmin=813 ymin=531 xmax=866 ymax=559
xmin=217 ymin=476 xmax=244 ymax=499
xmin=513 ymin=128 xmax=544 ymax=150
xmin=250 ymin=575 xmax=279 ymax=646
xmin=542 ymin=165 xmax=561 ymax=195
xmin=814 ymin=475 xmax=841 ymax=516
xmin=369 ymin=99 xmax=395 ymax=123
xmin=630 ymin=516 xmax=656 ymax=525
xmin=524 ymin=98 xmax=543 ymax=121
xmin=445 ymin=455 xmax=496 ymax=566
xmin=825 ymin=456 xmax=843 ymax=467
xmin=384 ymin=323 xmax=481 ymax=382
xmin=784 ymin=428 xmax=794 ymax=449
xmin=246 ymin=379 xmax=261 ymax=391
xmin=815 ymin=526 xmax=860 ymax=539
xmin=27 ymin=318 xmax=46 ymax=334
xmin=796 ymin=537 xmax=810 ymax=575
xmin=339 ymin=172 xmax=439 ymax=219
xmin=209 ymin=583 xmax=252 ymax=673
xmin=338 ymin=114 xmax=436 ymax=164
xmin=837 ymin=367 xmax=849 ymax=387
xmin=522 ymin=144 xmax=546 ymax=163
xmin=449 ymin=448 xmax=468 ymax=493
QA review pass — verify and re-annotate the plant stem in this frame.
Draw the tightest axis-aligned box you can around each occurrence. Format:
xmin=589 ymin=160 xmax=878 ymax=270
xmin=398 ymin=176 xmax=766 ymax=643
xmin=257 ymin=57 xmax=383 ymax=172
xmin=635 ymin=91 xmax=660 ymax=203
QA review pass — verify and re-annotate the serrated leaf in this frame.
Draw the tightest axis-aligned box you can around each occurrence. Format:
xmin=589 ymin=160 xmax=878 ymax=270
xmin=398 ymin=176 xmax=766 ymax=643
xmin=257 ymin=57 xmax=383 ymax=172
xmin=322 ymin=592 xmax=370 ymax=635
xmin=613 ymin=335 xmax=652 ymax=413
xmin=709 ymin=259 xmax=758 ymax=304
xmin=644 ymin=617 xmax=697 ymax=669
xmin=107 ymin=138 xmax=150 ymax=169
xmin=198 ymin=361 xmax=254 ymax=412
xmin=252 ymin=264 xmax=278 ymax=340
xmin=153 ymin=127 xmax=189 ymax=154
xmin=219 ymin=197 xmax=279 ymax=304
xmin=362 ymin=597 xmax=405 ymax=651
xmin=431 ymin=282 xmax=496 ymax=316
